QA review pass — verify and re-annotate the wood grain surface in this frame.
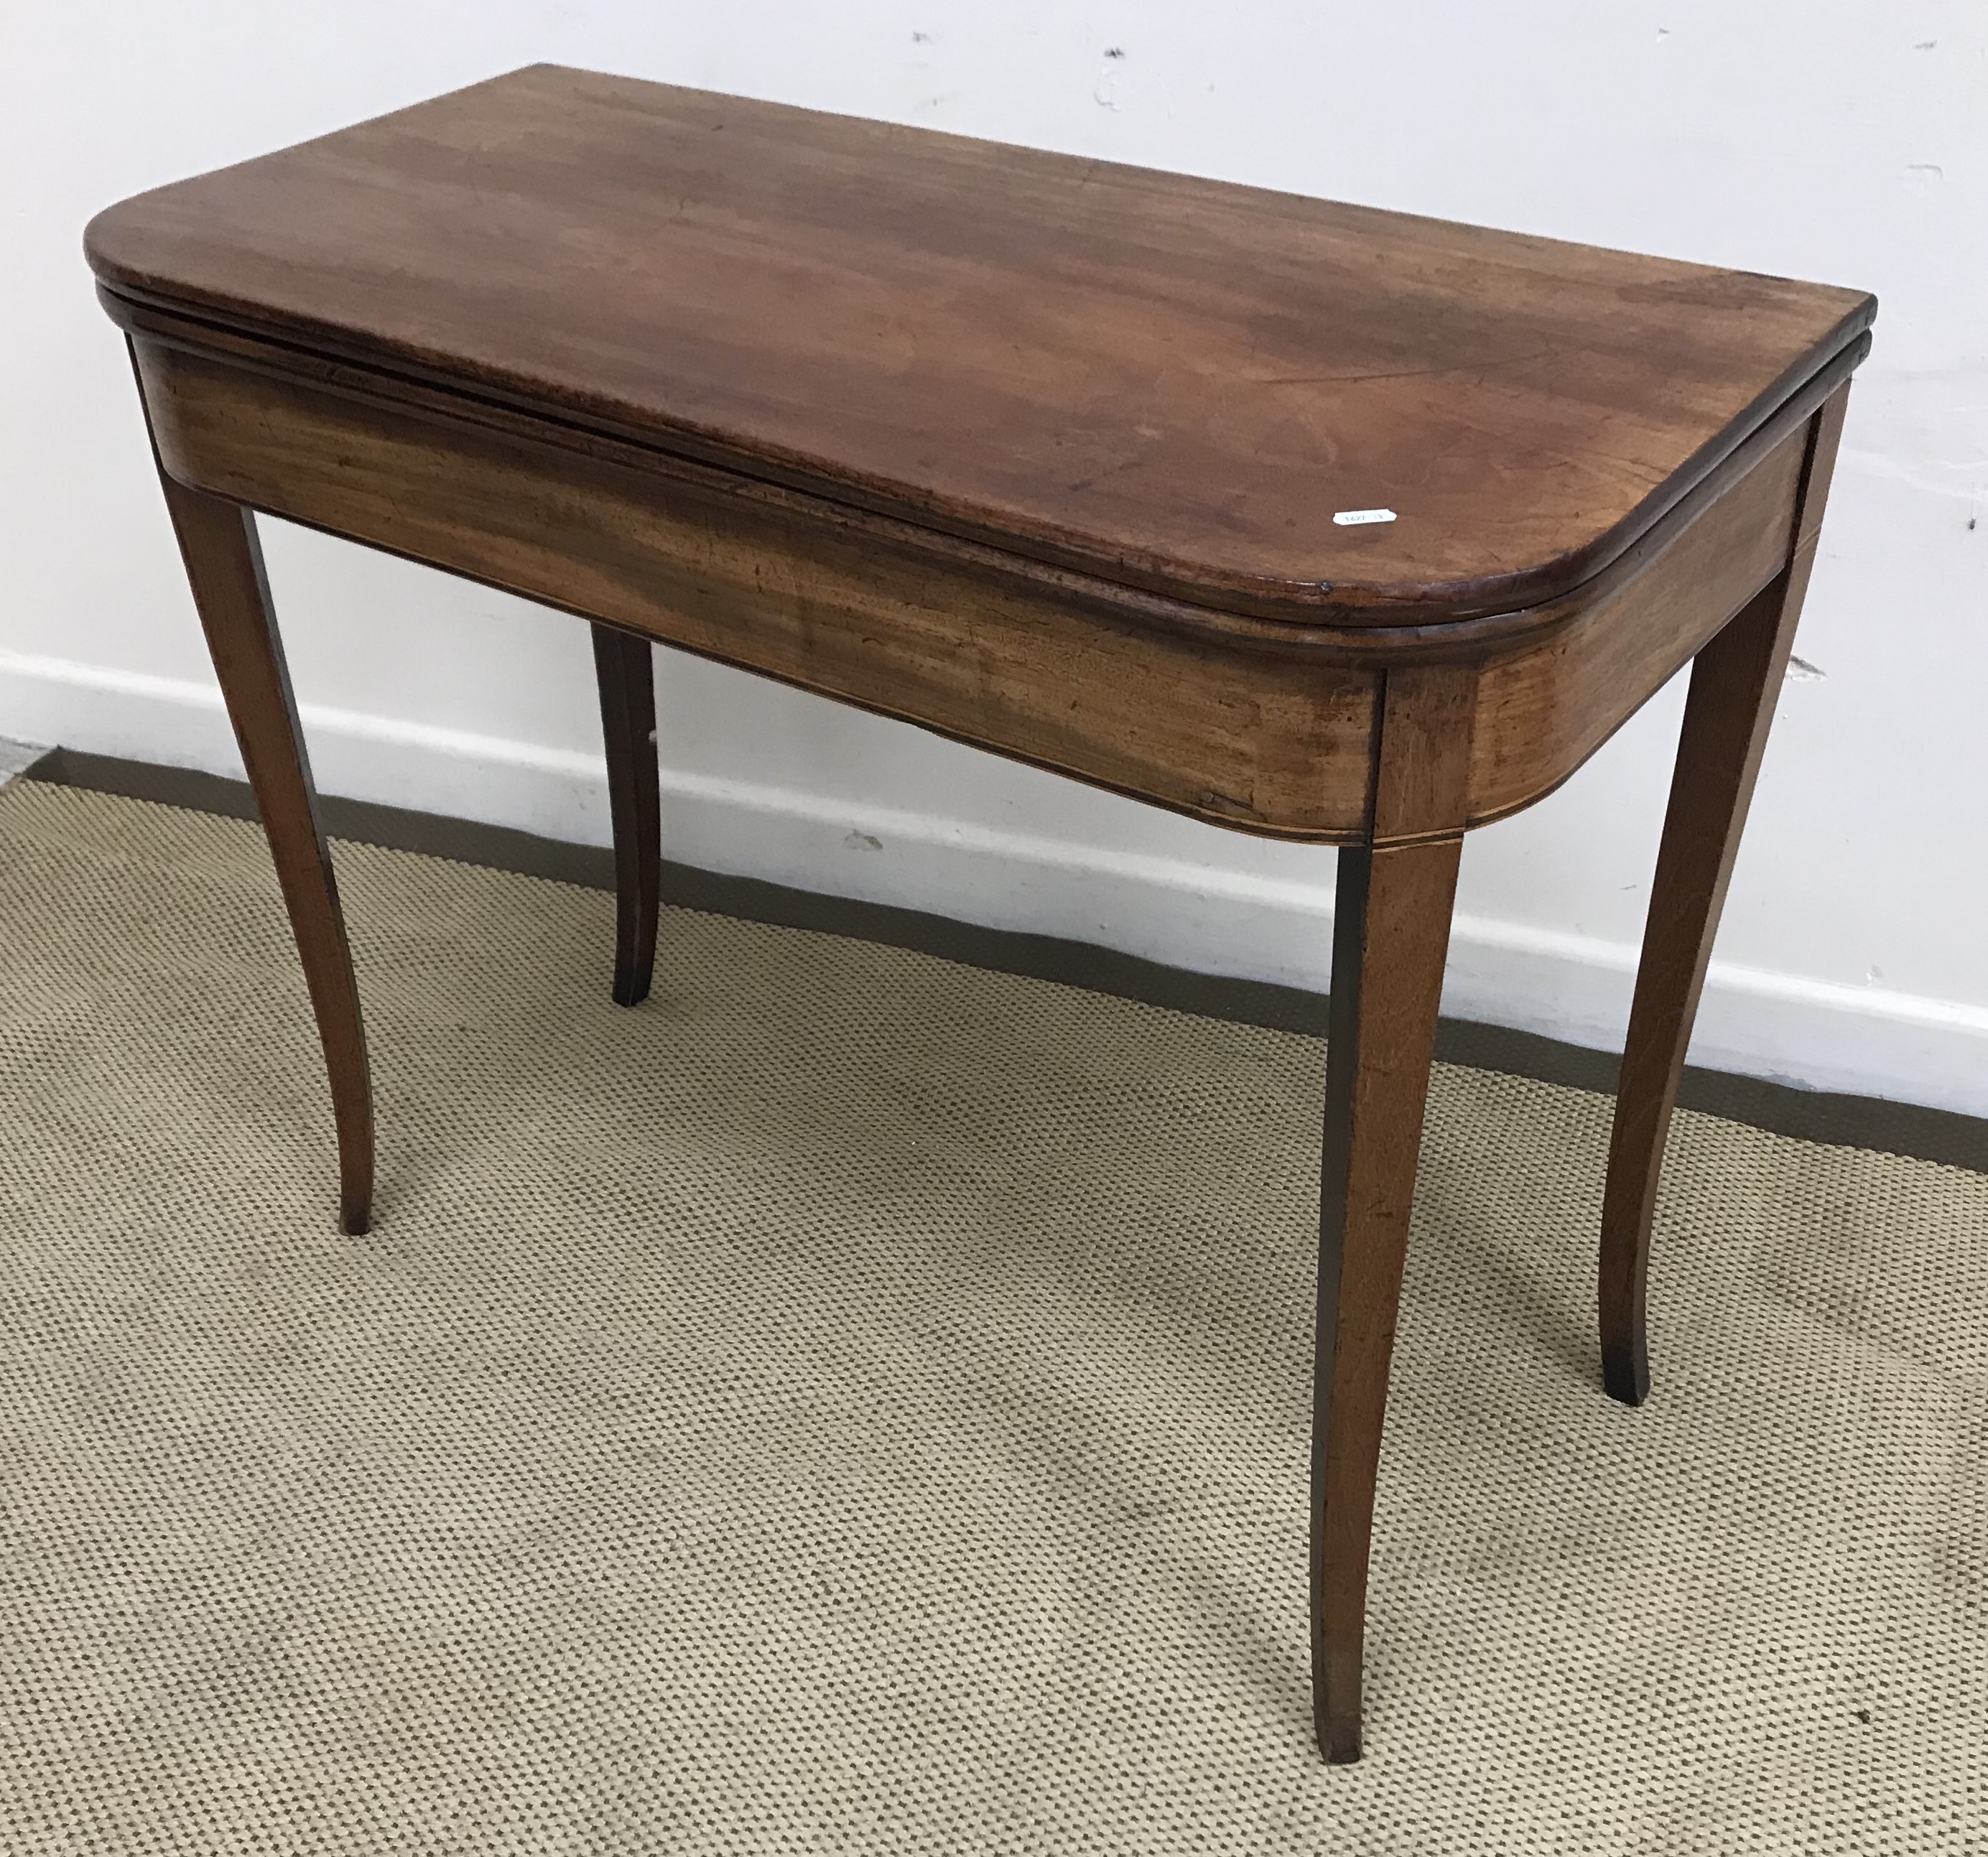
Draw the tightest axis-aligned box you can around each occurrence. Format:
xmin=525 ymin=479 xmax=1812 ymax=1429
xmin=85 ymin=64 xmax=1874 ymax=627
xmin=129 ymin=333 xmax=1385 ymax=841
xmin=1466 ymin=419 xmax=1808 ymax=824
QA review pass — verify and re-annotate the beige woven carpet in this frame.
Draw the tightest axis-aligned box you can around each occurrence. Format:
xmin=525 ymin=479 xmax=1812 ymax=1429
xmin=1 ymin=781 xmax=1982 ymax=1855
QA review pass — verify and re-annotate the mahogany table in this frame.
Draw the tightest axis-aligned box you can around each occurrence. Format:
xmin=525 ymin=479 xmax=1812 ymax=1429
xmin=84 ymin=65 xmax=1873 ymax=1762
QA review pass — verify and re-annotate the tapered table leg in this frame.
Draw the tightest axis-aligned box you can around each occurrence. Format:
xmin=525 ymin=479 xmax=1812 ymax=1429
xmin=1311 ymin=836 xmax=1462 ymax=1761
xmin=1311 ymin=665 xmax=1472 ymax=1761
xmin=1599 ymin=386 xmax=1850 ymax=1405
xmin=153 ymin=470 xmax=376 ymax=1236
xmin=590 ymin=623 xmax=661 ymax=1008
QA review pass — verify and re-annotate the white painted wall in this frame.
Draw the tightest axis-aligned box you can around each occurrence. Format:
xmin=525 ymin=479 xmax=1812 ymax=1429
xmin=5 ymin=2 xmax=1985 ymax=1112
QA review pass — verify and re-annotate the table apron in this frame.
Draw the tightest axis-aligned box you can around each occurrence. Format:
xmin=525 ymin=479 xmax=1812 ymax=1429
xmin=1469 ymin=419 xmax=1808 ymax=826
xmin=131 ymin=332 xmax=1810 ymax=844
xmin=132 ymin=334 xmax=1385 ymax=842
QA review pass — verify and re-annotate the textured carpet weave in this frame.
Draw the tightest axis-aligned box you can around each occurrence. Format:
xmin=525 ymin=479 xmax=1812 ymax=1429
xmin=1 ymin=781 xmax=1982 ymax=1854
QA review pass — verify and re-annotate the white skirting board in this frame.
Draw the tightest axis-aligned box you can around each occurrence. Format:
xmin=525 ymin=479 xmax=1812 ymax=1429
xmin=6 ymin=642 xmax=1986 ymax=1121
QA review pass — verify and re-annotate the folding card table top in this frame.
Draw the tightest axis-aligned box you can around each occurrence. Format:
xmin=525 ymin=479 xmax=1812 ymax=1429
xmin=85 ymin=64 xmax=1874 ymax=1761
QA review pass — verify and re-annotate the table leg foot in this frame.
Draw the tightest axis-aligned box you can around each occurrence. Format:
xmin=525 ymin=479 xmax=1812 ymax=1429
xmin=591 ymin=622 xmax=660 ymax=1009
xmin=1602 ymin=1338 xmax=1650 ymax=1408
xmin=1324 ymin=1716 xmax=1363 ymax=1765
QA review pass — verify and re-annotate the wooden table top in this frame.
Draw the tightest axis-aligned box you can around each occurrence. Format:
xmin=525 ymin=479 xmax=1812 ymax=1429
xmin=86 ymin=63 xmax=1872 ymax=628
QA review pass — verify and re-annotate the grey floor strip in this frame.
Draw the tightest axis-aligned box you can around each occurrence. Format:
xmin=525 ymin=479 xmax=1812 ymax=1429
xmin=0 ymin=736 xmax=50 ymax=789
xmin=22 ymin=744 xmax=1987 ymax=1176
